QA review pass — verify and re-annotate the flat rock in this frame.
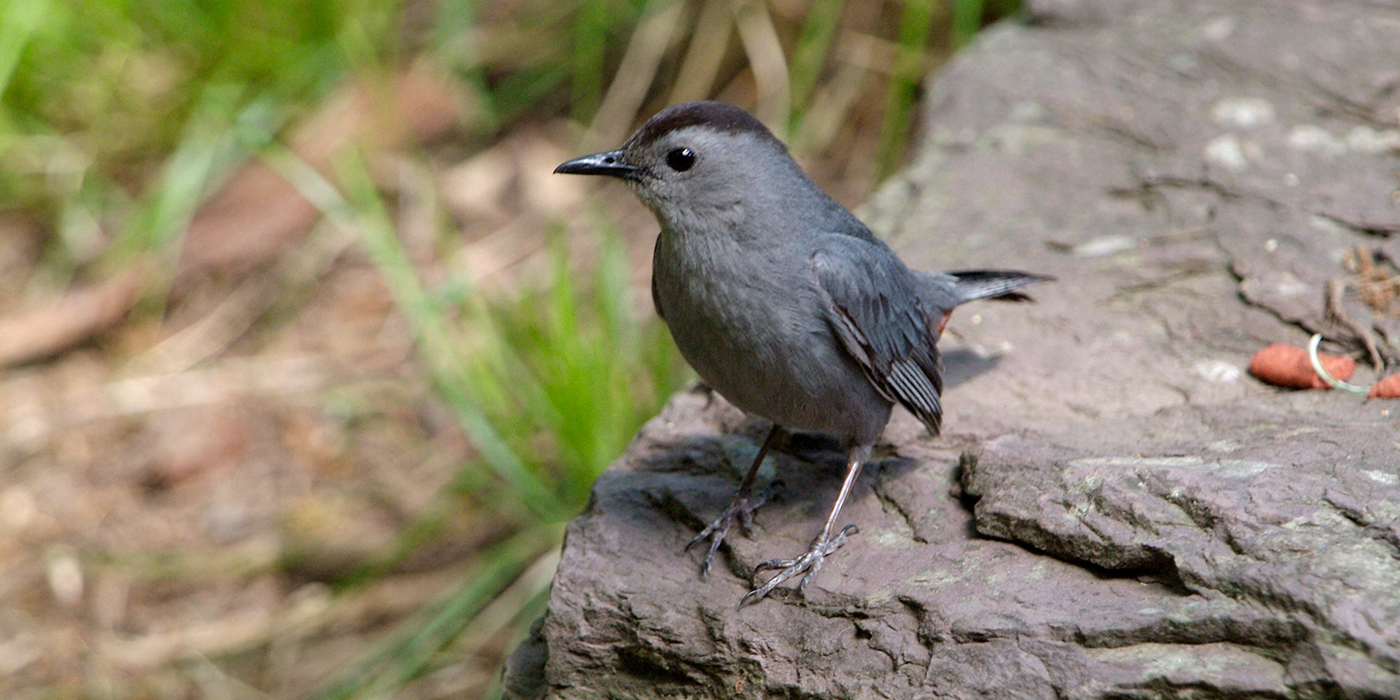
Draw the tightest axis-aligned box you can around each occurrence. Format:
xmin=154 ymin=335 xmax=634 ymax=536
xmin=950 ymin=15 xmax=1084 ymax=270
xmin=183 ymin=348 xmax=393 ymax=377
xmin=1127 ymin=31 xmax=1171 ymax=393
xmin=505 ymin=0 xmax=1400 ymax=697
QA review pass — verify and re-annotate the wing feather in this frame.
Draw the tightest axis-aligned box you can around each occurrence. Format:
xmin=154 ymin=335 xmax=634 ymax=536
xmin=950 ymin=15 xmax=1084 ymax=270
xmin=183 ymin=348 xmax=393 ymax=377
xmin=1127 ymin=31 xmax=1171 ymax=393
xmin=812 ymin=238 xmax=945 ymax=435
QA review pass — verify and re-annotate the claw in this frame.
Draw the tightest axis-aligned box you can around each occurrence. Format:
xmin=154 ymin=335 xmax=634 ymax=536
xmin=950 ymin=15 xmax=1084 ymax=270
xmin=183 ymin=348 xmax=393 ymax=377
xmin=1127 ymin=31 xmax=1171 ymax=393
xmin=683 ymin=426 xmax=784 ymax=580
xmin=686 ymin=484 xmax=775 ymax=579
xmin=740 ymin=524 xmax=858 ymax=605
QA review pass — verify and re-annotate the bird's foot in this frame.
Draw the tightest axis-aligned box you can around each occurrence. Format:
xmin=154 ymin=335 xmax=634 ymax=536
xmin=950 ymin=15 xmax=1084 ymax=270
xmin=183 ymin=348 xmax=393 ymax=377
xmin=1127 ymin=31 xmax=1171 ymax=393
xmin=740 ymin=523 xmax=858 ymax=605
xmin=686 ymin=483 xmax=776 ymax=579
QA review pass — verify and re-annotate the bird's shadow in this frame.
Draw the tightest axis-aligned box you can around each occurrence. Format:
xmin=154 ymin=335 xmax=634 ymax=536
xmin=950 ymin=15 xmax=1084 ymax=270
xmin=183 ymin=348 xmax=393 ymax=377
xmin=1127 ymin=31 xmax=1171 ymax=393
xmin=941 ymin=348 xmax=1002 ymax=390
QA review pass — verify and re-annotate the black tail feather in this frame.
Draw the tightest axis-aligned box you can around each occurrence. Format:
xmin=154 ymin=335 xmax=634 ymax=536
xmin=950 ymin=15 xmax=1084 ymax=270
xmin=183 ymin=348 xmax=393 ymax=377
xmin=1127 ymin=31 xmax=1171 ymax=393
xmin=948 ymin=270 xmax=1054 ymax=304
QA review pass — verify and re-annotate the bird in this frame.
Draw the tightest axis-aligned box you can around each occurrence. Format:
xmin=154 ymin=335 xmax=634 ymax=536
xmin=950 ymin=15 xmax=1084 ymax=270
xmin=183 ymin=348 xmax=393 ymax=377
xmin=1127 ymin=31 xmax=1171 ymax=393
xmin=555 ymin=101 xmax=1049 ymax=604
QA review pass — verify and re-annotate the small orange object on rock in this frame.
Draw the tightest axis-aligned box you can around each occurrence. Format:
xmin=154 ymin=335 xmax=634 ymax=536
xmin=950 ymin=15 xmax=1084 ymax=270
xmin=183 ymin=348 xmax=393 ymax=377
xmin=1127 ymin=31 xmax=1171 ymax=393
xmin=1248 ymin=343 xmax=1357 ymax=390
xmin=1368 ymin=373 xmax=1400 ymax=400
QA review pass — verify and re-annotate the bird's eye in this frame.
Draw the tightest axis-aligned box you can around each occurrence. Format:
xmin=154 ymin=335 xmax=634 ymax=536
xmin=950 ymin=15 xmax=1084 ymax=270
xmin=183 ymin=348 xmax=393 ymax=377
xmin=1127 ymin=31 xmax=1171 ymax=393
xmin=666 ymin=148 xmax=696 ymax=172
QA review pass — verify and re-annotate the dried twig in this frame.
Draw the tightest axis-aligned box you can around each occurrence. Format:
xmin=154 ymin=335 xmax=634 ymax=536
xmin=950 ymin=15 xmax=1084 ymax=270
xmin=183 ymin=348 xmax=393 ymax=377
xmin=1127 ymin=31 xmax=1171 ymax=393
xmin=730 ymin=0 xmax=790 ymax=134
xmin=585 ymin=0 xmax=688 ymax=152
xmin=669 ymin=0 xmax=733 ymax=104
xmin=1345 ymin=246 xmax=1400 ymax=317
xmin=0 ymin=269 xmax=142 ymax=369
xmin=1326 ymin=276 xmax=1384 ymax=373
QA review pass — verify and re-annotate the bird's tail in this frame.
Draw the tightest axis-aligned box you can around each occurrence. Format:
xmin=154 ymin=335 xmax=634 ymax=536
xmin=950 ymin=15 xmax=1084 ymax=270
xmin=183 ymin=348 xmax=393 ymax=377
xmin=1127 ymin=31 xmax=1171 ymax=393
xmin=944 ymin=270 xmax=1052 ymax=304
xmin=916 ymin=271 xmax=1052 ymax=334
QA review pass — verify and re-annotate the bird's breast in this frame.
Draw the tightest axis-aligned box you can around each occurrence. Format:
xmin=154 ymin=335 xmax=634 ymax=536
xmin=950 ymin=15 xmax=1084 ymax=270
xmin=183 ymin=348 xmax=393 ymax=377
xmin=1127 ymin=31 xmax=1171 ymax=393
xmin=652 ymin=228 xmax=891 ymax=442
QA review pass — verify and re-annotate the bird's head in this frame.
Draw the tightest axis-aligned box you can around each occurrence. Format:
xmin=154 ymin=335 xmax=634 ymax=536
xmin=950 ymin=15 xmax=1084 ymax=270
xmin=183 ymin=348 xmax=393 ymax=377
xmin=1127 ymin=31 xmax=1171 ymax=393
xmin=555 ymin=101 xmax=800 ymax=230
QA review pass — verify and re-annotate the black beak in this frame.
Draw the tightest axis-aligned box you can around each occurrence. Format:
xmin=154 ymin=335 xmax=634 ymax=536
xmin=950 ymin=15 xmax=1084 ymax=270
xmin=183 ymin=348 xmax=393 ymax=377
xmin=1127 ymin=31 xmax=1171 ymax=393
xmin=554 ymin=149 xmax=641 ymax=179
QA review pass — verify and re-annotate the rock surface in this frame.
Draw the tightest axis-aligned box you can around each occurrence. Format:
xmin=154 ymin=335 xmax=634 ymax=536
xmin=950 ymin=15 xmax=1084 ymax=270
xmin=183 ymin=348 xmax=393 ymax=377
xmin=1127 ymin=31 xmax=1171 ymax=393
xmin=504 ymin=0 xmax=1400 ymax=697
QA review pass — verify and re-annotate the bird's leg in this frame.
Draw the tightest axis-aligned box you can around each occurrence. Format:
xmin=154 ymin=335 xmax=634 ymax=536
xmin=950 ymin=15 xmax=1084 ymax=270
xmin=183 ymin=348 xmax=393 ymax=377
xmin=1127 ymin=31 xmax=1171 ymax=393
xmin=686 ymin=424 xmax=782 ymax=579
xmin=741 ymin=444 xmax=870 ymax=605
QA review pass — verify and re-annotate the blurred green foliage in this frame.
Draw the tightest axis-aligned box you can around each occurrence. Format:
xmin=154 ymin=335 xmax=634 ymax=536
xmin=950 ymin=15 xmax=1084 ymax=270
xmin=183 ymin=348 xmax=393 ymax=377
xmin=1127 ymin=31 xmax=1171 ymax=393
xmin=263 ymin=144 xmax=690 ymax=697
xmin=0 ymin=0 xmax=383 ymax=206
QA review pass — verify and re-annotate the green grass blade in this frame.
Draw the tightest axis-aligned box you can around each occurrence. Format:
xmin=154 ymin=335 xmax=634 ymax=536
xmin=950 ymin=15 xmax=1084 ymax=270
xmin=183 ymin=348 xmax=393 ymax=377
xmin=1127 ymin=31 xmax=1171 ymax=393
xmin=590 ymin=201 xmax=635 ymax=350
xmin=951 ymin=0 xmax=986 ymax=49
xmin=876 ymin=0 xmax=935 ymax=180
xmin=787 ymin=0 xmax=845 ymax=134
xmin=311 ymin=523 xmax=563 ymax=700
xmin=333 ymin=150 xmax=569 ymax=521
xmin=105 ymin=84 xmax=262 ymax=269
xmin=0 ymin=0 xmax=47 ymax=100
xmin=433 ymin=0 xmax=495 ymax=130
xmin=260 ymin=143 xmax=567 ymax=522
xmin=491 ymin=60 xmax=570 ymax=124
xmin=477 ymin=577 xmax=552 ymax=700
xmin=571 ymin=0 xmax=612 ymax=121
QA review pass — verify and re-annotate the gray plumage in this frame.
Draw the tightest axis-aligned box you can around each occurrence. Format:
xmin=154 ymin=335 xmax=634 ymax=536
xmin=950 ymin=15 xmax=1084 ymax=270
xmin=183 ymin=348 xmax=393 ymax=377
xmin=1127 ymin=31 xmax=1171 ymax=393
xmin=556 ymin=101 xmax=1049 ymax=603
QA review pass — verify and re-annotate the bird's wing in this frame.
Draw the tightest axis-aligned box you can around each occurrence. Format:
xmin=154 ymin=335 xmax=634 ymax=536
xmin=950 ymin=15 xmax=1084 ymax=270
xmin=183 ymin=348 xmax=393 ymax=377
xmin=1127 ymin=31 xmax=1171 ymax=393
xmin=812 ymin=236 xmax=944 ymax=435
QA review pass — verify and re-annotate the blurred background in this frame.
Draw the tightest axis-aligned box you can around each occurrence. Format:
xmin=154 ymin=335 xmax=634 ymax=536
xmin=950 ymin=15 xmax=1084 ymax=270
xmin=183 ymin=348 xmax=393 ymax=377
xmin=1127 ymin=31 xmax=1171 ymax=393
xmin=0 ymin=0 xmax=1017 ymax=696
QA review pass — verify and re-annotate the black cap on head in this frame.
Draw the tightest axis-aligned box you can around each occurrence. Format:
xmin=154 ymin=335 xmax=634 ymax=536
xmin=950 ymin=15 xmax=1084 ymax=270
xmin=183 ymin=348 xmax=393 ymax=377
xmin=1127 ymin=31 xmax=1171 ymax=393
xmin=626 ymin=101 xmax=785 ymax=152
xmin=555 ymin=101 xmax=785 ymax=180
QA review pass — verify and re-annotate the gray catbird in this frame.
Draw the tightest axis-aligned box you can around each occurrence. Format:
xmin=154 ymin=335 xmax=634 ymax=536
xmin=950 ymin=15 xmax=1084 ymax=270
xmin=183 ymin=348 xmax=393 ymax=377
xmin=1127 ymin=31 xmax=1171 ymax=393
xmin=556 ymin=101 xmax=1048 ymax=603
